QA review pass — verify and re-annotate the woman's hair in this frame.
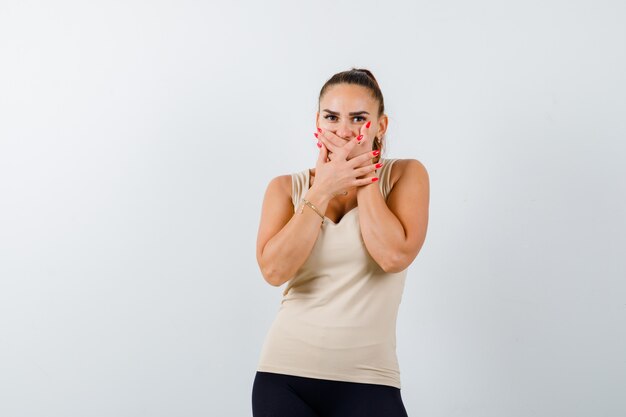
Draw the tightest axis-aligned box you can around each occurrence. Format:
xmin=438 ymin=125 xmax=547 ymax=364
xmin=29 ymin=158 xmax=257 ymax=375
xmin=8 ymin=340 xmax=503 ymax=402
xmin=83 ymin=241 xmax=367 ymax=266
xmin=318 ymin=68 xmax=386 ymax=159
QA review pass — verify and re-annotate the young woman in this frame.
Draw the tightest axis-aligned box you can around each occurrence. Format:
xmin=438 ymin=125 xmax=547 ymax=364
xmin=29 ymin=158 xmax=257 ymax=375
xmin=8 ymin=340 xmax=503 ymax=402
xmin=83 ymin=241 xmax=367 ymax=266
xmin=252 ymin=68 xmax=430 ymax=417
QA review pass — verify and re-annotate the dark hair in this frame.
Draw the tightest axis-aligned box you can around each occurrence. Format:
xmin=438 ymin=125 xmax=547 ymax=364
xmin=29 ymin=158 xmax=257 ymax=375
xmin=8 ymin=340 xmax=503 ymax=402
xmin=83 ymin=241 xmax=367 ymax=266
xmin=318 ymin=68 xmax=386 ymax=160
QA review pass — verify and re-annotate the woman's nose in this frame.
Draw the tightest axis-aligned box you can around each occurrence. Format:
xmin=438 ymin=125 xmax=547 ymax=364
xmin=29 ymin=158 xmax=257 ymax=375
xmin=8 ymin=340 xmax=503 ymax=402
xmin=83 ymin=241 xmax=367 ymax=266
xmin=335 ymin=124 xmax=355 ymax=140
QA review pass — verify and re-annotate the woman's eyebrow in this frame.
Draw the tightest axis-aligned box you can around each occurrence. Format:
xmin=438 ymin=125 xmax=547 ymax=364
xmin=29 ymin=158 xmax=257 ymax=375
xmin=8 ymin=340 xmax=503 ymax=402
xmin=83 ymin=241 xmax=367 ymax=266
xmin=322 ymin=109 xmax=370 ymax=116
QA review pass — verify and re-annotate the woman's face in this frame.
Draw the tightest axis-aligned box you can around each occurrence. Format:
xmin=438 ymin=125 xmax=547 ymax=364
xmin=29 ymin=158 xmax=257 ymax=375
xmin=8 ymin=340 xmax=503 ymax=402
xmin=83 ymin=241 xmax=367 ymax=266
xmin=316 ymin=83 xmax=387 ymax=160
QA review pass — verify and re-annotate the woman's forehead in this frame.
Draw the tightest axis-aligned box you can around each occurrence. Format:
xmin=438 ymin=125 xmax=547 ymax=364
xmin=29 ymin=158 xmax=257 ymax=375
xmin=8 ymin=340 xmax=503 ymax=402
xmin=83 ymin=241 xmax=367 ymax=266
xmin=321 ymin=84 xmax=376 ymax=110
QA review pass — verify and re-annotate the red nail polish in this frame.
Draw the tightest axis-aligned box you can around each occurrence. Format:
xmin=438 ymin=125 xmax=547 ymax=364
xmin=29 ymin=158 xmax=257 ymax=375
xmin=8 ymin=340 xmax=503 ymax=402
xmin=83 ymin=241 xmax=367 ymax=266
xmin=317 ymin=141 xmax=321 ymax=148
xmin=375 ymin=163 xmax=383 ymax=168
xmin=314 ymin=132 xmax=318 ymax=138
xmin=372 ymin=150 xmax=380 ymax=156
xmin=365 ymin=121 xmax=371 ymax=128
xmin=357 ymin=135 xmax=363 ymax=141
xmin=317 ymin=127 xmax=322 ymax=133
xmin=371 ymin=177 xmax=378 ymax=182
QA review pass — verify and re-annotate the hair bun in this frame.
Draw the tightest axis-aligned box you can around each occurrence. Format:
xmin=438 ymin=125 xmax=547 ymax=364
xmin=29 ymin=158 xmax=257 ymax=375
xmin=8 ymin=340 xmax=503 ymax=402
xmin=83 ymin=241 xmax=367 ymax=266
xmin=352 ymin=68 xmax=378 ymax=84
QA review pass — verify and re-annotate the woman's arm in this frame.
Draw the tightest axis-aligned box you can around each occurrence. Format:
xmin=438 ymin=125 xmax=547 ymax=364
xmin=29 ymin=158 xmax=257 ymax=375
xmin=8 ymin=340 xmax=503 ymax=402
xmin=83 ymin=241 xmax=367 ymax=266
xmin=256 ymin=175 xmax=332 ymax=286
xmin=356 ymin=159 xmax=430 ymax=273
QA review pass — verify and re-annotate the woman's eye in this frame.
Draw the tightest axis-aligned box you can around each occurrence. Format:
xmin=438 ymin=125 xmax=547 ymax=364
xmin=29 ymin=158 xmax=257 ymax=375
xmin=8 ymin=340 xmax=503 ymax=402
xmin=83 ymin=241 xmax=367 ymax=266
xmin=323 ymin=115 xmax=366 ymax=123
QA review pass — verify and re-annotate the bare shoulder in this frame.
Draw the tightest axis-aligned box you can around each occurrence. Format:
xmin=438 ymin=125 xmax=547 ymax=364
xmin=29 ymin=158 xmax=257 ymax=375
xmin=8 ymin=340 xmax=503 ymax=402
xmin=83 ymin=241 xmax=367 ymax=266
xmin=265 ymin=173 xmax=293 ymax=206
xmin=269 ymin=173 xmax=293 ymax=192
xmin=388 ymin=158 xmax=429 ymax=190
xmin=257 ymin=173 xmax=295 ymax=264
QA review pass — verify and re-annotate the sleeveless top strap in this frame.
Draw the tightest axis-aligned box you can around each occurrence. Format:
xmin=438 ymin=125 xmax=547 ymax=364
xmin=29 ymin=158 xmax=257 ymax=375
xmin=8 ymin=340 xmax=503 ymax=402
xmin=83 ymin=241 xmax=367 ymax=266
xmin=380 ymin=158 xmax=399 ymax=199
xmin=291 ymin=170 xmax=307 ymax=209
xmin=291 ymin=158 xmax=399 ymax=209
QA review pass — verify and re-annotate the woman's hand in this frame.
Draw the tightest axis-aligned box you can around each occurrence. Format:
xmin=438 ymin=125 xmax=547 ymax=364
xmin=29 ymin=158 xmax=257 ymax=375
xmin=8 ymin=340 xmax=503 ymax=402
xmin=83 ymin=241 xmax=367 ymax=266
xmin=314 ymin=120 xmax=372 ymax=162
xmin=312 ymin=130 xmax=381 ymax=199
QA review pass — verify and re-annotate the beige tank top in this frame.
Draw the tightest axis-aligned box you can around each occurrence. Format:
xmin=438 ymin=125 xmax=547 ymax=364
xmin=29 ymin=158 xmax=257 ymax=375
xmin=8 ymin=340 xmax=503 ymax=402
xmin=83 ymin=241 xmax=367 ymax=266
xmin=256 ymin=158 xmax=408 ymax=389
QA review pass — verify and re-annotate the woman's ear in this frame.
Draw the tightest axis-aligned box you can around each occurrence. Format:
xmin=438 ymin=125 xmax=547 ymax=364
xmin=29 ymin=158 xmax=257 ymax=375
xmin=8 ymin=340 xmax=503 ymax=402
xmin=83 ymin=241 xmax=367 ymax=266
xmin=377 ymin=114 xmax=389 ymax=137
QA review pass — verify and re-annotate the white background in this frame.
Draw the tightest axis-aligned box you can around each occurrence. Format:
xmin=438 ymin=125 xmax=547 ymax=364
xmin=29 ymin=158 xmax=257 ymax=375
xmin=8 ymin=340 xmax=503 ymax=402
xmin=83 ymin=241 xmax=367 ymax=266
xmin=1 ymin=1 xmax=625 ymax=416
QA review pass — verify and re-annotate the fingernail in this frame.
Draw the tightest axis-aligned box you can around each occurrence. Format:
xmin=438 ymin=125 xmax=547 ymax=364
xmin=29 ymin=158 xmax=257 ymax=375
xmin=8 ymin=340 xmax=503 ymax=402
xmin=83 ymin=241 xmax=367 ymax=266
xmin=371 ymin=177 xmax=379 ymax=182
xmin=317 ymin=141 xmax=321 ymax=148
xmin=365 ymin=121 xmax=371 ymax=128
xmin=317 ymin=127 xmax=322 ymax=133
xmin=372 ymin=150 xmax=380 ymax=156
xmin=375 ymin=163 xmax=383 ymax=168
xmin=314 ymin=132 xmax=318 ymax=138
xmin=357 ymin=135 xmax=363 ymax=141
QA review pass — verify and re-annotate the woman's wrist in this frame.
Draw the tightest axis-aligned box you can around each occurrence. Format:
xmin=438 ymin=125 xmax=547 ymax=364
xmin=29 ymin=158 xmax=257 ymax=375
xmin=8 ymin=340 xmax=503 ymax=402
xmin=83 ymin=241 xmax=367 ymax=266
xmin=303 ymin=186 xmax=332 ymax=211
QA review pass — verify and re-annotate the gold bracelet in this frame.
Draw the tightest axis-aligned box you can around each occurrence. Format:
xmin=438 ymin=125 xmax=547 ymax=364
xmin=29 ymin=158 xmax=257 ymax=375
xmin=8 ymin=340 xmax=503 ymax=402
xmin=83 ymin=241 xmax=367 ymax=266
xmin=298 ymin=198 xmax=325 ymax=224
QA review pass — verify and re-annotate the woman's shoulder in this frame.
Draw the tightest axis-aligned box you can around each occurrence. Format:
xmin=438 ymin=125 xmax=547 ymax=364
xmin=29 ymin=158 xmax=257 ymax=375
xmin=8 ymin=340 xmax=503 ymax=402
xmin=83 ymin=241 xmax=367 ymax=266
xmin=264 ymin=173 xmax=295 ymax=204
xmin=386 ymin=158 xmax=428 ymax=189
xmin=267 ymin=168 xmax=310 ymax=207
